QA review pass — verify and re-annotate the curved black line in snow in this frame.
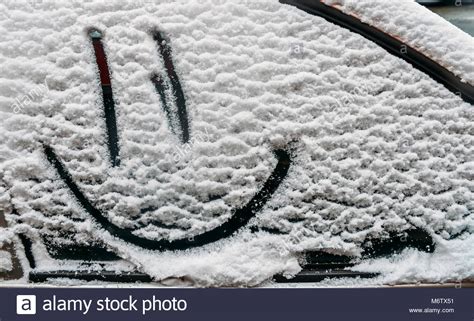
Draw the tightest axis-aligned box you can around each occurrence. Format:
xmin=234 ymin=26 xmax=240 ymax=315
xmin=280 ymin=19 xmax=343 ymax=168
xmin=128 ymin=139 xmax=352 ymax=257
xmin=89 ymin=29 xmax=121 ymax=167
xmin=150 ymin=73 xmax=178 ymax=137
xmin=152 ymin=30 xmax=191 ymax=143
xmin=43 ymin=144 xmax=291 ymax=251
xmin=280 ymin=0 xmax=474 ymax=105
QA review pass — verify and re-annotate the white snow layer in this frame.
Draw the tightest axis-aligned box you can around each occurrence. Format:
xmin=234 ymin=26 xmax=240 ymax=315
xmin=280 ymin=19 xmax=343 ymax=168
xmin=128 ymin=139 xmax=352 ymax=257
xmin=0 ymin=0 xmax=472 ymax=286
xmin=322 ymin=0 xmax=474 ymax=85
xmin=0 ymin=250 xmax=13 ymax=272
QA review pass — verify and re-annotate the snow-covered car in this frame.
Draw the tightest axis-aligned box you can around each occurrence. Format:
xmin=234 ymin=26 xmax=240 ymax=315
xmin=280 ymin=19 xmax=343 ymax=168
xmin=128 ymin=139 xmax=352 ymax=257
xmin=0 ymin=0 xmax=472 ymax=287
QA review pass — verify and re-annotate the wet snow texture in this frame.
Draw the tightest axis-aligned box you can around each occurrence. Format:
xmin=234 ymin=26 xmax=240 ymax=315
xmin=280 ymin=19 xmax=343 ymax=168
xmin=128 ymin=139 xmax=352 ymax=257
xmin=0 ymin=0 xmax=473 ymax=285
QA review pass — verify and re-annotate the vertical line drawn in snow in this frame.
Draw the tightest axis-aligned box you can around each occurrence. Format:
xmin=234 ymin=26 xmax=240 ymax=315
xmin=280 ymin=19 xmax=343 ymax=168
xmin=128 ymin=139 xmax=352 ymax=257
xmin=151 ymin=30 xmax=190 ymax=144
xmin=43 ymin=144 xmax=292 ymax=251
xmin=89 ymin=29 xmax=121 ymax=167
xmin=150 ymin=73 xmax=178 ymax=137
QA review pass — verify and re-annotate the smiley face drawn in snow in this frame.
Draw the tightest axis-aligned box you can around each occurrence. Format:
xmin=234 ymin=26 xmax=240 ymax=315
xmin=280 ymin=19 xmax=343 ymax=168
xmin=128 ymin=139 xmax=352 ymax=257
xmin=42 ymin=28 xmax=292 ymax=251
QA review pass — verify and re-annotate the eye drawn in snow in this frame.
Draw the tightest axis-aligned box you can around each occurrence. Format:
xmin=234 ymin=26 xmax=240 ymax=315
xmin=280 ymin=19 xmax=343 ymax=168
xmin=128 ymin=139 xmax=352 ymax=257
xmin=42 ymin=28 xmax=292 ymax=251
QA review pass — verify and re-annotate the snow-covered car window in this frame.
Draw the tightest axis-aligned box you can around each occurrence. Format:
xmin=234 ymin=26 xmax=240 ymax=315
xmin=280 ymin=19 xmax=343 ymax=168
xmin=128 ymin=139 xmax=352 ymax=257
xmin=0 ymin=0 xmax=472 ymax=289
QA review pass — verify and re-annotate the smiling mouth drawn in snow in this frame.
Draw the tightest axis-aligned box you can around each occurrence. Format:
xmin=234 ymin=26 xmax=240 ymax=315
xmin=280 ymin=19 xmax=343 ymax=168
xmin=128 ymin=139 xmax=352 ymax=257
xmin=42 ymin=28 xmax=292 ymax=251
